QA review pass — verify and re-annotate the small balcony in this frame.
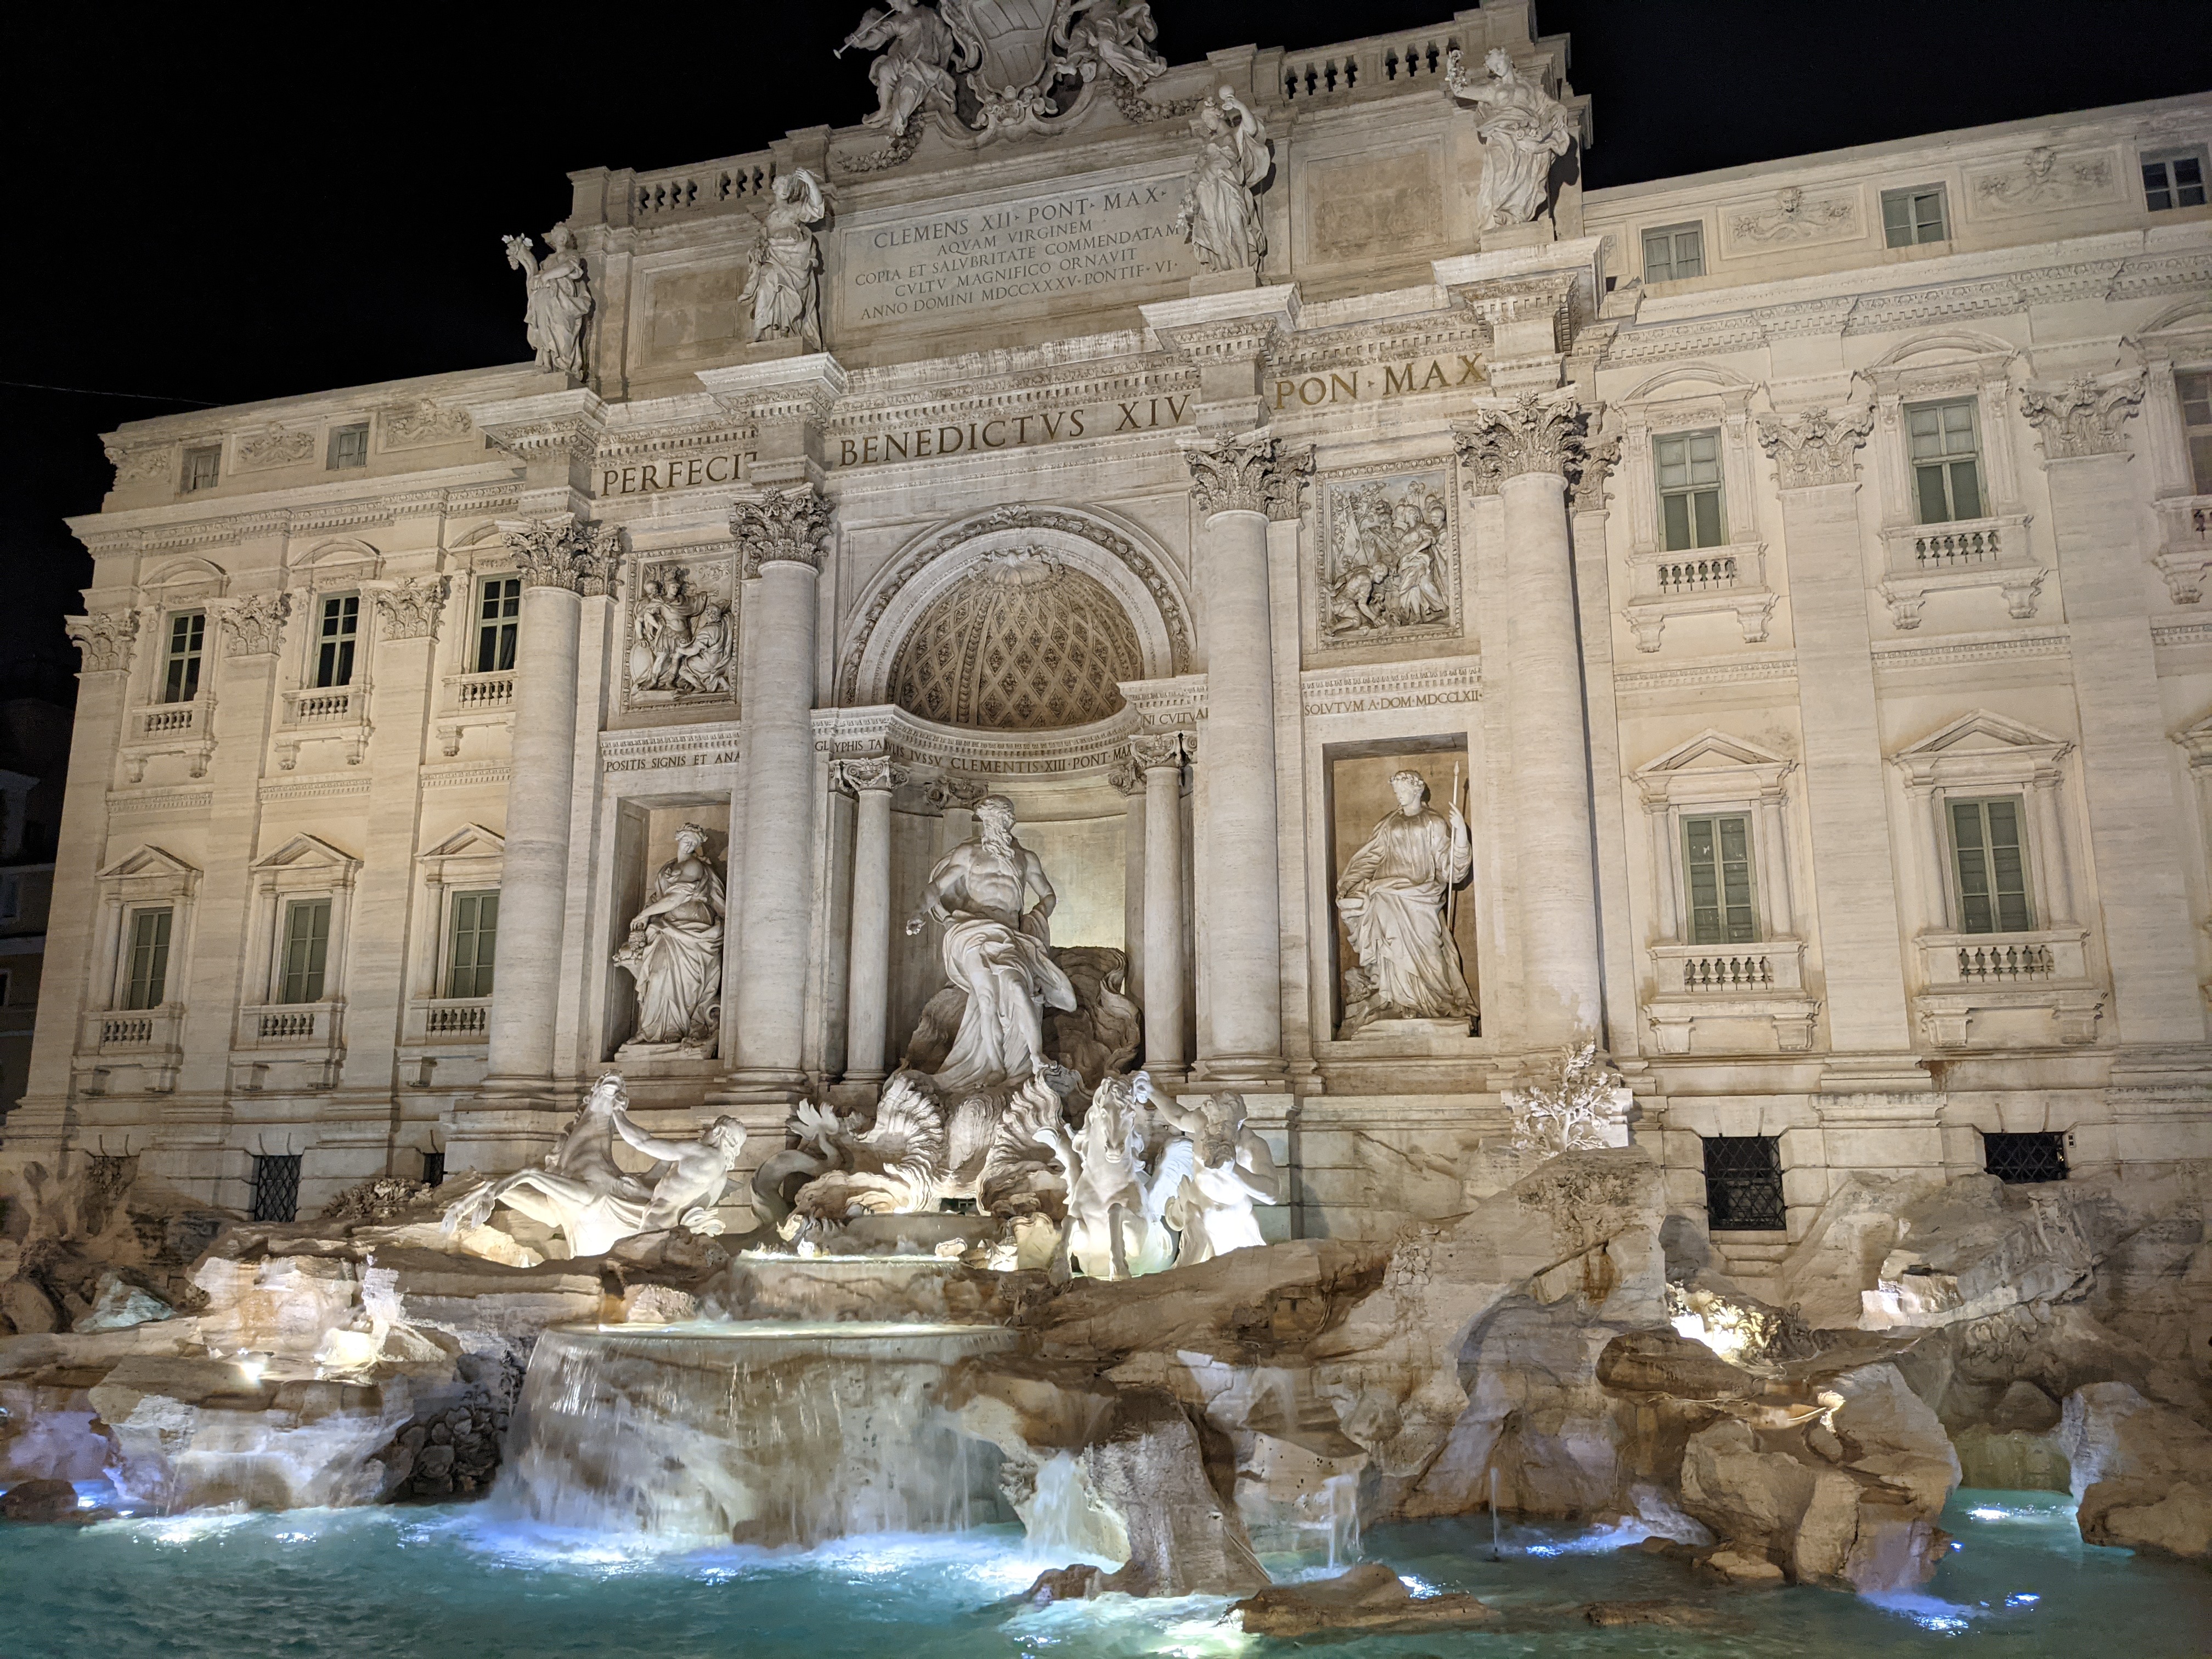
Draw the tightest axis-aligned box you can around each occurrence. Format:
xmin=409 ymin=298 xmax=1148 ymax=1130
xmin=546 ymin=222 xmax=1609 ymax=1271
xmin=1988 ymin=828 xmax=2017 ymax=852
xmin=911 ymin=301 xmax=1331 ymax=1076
xmin=436 ymin=671 xmax=517 ymax=757
xmin=275 ymin=682 xmax=371 ymax=770
xmin=405 ymin=996 xmax=492 ymax=1043
xmin=76 ymin=1003 xmax=185 ymax=1093
xmin=1643 ymin=939 xmax=1819 ymax=1054
xmin=1913 ymin=928 xmax=2102 ymax=1047
xmin=2152 ymin=494 xmax=2212 ymax=605
xmin=1621 ymin=541 xmax=1776 ymax=652
xmin=121 ymin=695 xmax=217 ymax=782
xmin=234 ymin=998 xmax=345 ymax=1052
xmin=1876 ymin=512 xmax=2044 ymax=629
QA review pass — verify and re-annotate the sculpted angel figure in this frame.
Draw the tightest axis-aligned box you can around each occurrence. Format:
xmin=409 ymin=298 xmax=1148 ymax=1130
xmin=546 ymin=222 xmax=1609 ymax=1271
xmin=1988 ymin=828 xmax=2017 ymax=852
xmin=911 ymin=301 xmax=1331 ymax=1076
xmin=613 ymin=824 xmax=726 ymax=1053
xmin=501 ymin=224 xmax=592 ymax=376
xmin=905 ymin=794 xmax=1077 ymax=1096
xmin=1175 ymin=87 xmax=1273 ymax=274
xmin=1058 ymin=0 xmax=1165 ymax=88
xmin=1154 ymin=1090 xmax=1280 ymax=1264
xmin=1336 ymin=770 xmax=1475 ymax=1028
xmin=839 ymin=0 xmax=972 ymax=138
xmin=743 ymin=168 xmax=831 ymax=353
xmin=1446 ymin=47 xmax=1578 ymax=233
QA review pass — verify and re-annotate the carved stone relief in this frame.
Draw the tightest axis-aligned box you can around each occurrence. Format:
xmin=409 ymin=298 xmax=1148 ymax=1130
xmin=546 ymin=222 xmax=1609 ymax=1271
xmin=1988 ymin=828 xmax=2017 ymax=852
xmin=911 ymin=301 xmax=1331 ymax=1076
xmin=217 ymin=593 xmax=292 ymax=658
xmin=1755 ymin=404 xmax=1874 ymax=490
xmin=373 ymin=577 xmax=449 ymax=642
xmin=66 ymin=612 xmax=139 ymax=674
xmin=234 ymin=423 xmax=315 ymax=471
xmin=1968 ymin=147 xmax=2120 ymax=217
xmin=626 ymin=557 xmax=738 ymax=705
xmin=380 ymin=398 xmax=473 ymax=448
xmin=2019 ymin=371 xmax=2145 ymax=460
xmin=104 ymin=445 xmax=172 ymax=488
xmin=1722 ymin=186 xmax=1860 ymax=252
xmin=1316 ymin=461 xmax=1460 ymax=647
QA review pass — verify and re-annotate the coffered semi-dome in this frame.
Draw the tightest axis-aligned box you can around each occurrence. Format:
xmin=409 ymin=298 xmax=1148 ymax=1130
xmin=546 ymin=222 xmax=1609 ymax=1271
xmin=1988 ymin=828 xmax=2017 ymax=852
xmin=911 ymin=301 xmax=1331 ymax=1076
xmin=888 ymin=549 xmax=1143 ymax=732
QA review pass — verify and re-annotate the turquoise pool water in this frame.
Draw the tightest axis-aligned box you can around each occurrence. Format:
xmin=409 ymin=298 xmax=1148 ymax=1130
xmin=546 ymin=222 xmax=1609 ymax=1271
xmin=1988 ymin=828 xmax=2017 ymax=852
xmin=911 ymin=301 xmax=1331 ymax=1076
xmin=2 ymin=1489 xmax=2205 ymax=1658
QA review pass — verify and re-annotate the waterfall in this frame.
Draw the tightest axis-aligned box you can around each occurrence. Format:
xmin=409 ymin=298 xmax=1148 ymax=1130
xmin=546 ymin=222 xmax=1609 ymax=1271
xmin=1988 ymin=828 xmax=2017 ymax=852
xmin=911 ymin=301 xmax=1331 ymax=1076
xmin=495 ymin=1322 xmax=1017 ymax=1547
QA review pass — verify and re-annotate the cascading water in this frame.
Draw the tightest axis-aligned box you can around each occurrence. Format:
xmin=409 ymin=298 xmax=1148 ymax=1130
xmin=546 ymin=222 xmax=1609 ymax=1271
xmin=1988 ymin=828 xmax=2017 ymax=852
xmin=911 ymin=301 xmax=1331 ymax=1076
xmin=495 ymin=1321 xmax=1019 ymax=1547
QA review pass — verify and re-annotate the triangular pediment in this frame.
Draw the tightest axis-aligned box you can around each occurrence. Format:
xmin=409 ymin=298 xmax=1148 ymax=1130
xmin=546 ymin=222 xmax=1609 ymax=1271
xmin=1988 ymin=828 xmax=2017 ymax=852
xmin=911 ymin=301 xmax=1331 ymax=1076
xmin=251 ymin=831 xmax=360 ymax=872
xmin=1897 ymin=709 xmax=2069 ymax=761
xmin=417 ymin=823 xmax=505 ymax=862
xmin=1634 ymin=727 xmax=1792 ymax=778
xmin=98 ymin=844 xmax=200 ymax=882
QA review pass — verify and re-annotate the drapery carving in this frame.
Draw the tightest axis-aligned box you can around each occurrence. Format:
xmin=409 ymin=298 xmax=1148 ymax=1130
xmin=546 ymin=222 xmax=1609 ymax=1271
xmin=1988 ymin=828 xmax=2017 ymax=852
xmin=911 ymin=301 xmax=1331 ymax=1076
xmin=733 ymin=486 xmax=836 ymax=578
xmin=1754 ymin=404 xmax=1874 ymax=490
xmin=2018 ymin=371 xmax=2145 ymax=460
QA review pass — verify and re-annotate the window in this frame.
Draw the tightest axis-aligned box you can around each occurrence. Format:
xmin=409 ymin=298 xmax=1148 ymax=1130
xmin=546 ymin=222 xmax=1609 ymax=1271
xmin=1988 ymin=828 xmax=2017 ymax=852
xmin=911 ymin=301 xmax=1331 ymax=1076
xmin=1882 ymin=185 xmax=1949 ymax=246
xmin=1655 ymin=429 xmax=1726 ymax=550
xmin=445 ymin=890 xmax=499 ymax=999
xmin=1906 ymin=398 xmax=1984 ymax=523
xmin=2180 ymin=371 xmax=2212 ymax=496
xmin=0 ymin=969 xmax=12 ymax=1006
xmin=475 ymin=577 xmax=521 ymax=673
xmin=1641 ymin=222 xmax=1705 ymax=282
xmin=1950 ymin=796 xmax=2033 ymax=934
xmin=279 ymin=898 xmax=332 ymax=1003
xmin=250 ymin=1154 xmax=301 ymax=1223
xmin=160 ymin=611 xmax=206 ymax=704
xmin=0 ymin=876 xmax=16 ymax=922
xmin=1683 ymin=813 xmax=1756 ymax=944
xmin=327 ymin=423 xmax=370 ymax=470
xmin=314 ymin=594 xmax=360 ymax=689
xmin=1984 ymin=1130 xmax=2067 ymax=1184
xmin=421 ymin=1149 xmax=447 ymax=1188
xmin=2142 ymin=147 xmax=2208 ymax=212
xmin=124 ymin=907 xmax=172 ymax=1009
xmin=181 ymin=445 xmax=221 ymax=493
xmin=1702 ymin=1135 xmax=1786 ymax=1231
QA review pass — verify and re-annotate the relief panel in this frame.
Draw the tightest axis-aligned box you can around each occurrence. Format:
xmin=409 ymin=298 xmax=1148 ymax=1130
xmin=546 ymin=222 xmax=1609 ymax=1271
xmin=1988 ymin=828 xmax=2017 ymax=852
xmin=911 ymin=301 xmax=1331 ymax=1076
xmin=1314 ymin=459 xmax=1460 ymax=650
xmin=623 ymin=552 xmax=738 ymax=710
xmin=1296 ymin=144 xmax=1446 ymax=267
xmin=641 ymin=262 xmax=750 ymax=368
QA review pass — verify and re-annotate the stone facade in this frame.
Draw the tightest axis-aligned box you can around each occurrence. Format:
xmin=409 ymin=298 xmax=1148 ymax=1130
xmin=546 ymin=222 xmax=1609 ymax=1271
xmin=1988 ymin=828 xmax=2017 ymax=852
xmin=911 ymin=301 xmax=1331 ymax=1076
xmin=8 ymin=2 xmax=2210 ymax=1274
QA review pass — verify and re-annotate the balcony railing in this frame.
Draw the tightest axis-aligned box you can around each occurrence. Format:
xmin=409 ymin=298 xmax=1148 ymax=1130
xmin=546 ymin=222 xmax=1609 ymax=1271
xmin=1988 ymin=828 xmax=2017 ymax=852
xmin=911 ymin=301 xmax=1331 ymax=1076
xmin=1918 ymin=929 xmax=2087 ymax=989
xmin=1955 ymin=943 xmax=2055 ymax=981
xmin=1655 ymin=555 xmax=1741 ymax=595
xmin=2154 ymin=494 xmax=2212 ymax=605
xmin=1272 ymin=25 xmax=1462 ymax=103
xmin=78 ymin=1003 xmax=185 ymax=1060
xmin=235 ymin=999 xmax=344 ymax=1053
xmin=424 ymin=998 xmax=489 ymax=1036
xmin=445 ymin=670 xmax=516 ymax=711
xmin=283 ymin=683 xmax=369 ymax=726
xmin=1876 ymin=512 xmax=2042 ymax=628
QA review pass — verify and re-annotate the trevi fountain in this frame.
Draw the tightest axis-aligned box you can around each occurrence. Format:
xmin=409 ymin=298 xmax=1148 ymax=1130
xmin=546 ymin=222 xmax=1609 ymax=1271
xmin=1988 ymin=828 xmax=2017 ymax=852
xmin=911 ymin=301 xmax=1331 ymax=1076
xmin=5 ymin=1 xmax=2212 ymax=1655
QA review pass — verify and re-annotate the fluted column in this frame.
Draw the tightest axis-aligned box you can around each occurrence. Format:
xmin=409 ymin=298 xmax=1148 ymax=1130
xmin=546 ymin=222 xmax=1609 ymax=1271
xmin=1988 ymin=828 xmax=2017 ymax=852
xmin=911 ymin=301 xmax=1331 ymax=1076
xmin=1455 ymin=394 xmax=1603 ymax=1045
xmin=1183 ymin=432 xmax=1306 ymax=1084
xmin=1134 ymin=733 xmax=1189 ymax=1078
xmin=726 ymin=487 xmax=834 ymax=1096
xmin=481 ymin=517 xmax=620 ymax=1090
xmin=838 ymin=755 xmax=903 ymax=1085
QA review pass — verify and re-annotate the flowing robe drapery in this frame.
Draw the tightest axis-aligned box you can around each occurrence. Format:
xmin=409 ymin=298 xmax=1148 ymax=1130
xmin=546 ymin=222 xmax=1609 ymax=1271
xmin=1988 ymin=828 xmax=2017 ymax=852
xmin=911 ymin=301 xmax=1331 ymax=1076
xmin=523 ymin=253 xmax=591 ymax=375
xmin=625 ymin=864 xmax=726 ymax=1045
xmin=1335 ymin=806 xmax=1474 ymax=1019
xmin=934 ymin=906 xmax=1077 ymax=1095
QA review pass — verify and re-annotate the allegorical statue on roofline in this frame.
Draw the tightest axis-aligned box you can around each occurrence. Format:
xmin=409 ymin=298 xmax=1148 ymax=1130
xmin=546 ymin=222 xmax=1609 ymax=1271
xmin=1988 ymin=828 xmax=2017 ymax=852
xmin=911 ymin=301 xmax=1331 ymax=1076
xmin=1175 ymin=86 xmax=1273 ymax=274
xmin=743 ymin=168 xmax=831 ymax=353
xmin=1446 ymin=46 xmax=1578 ymax=234
xmin=501 ymin=224 xmax=592 ymax=377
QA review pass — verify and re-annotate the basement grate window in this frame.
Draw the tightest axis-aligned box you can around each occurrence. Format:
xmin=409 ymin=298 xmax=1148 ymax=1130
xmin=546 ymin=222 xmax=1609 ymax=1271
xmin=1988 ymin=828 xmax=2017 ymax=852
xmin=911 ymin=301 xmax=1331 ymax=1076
xmin=250 ymin=1154 xmax=301 ymax=1223
xmin=421 ymin=1150 xmax=446 ymax=1189
xmin=1702 ymin=1134 xmax=1786 ymax=1231
xmin=1984 ymin=1131 xmax=2067 ymax=1184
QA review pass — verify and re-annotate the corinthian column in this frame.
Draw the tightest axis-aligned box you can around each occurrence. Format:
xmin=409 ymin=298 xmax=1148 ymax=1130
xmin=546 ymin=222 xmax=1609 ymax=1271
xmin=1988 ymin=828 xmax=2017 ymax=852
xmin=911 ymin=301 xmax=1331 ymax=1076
xmin=1455 ymin=394 xmax=1602 ymax=1045
xmin=726 ymin=487 xmax=834 ymax=1096
xmin=480 ymin=517 xmax=622 ymax=1093
xmin=1131 ymin=732 xmax=1189 ymax=1078
xmin=1182 ymin=432 xmax=1307 ymax=1084
xmin=837 ymin=755 xmax=904 ymax=1086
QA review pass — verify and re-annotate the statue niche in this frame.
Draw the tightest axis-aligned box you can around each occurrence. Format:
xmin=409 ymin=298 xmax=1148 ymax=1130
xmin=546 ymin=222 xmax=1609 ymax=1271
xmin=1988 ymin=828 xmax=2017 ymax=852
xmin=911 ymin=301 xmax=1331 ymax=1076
xmin=613 ymin=823 xmax=727 ymax=1058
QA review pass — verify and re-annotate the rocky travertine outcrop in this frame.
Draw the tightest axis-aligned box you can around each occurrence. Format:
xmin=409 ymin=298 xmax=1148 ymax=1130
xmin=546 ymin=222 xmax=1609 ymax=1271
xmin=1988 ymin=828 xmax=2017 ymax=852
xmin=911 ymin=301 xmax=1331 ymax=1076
xmin=1232 ymin=1562 xmax=1497 ymax=1637
xmin=2058 ymin=1381 xmax=2212 ymax=1560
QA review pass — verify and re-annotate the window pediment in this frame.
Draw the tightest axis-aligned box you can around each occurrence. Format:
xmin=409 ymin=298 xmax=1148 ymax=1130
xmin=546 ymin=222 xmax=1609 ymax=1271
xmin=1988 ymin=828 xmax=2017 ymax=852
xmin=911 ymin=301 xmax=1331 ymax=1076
xmin=1634 ymin=728 xmax=1795 ymax=807
xmin=98 ymin=844 xmax=201 ymax=900
xmin=1893 ymin=709 xmax=2070 ymax=787
xmin=252 ymin=831 xmax=362 ymax=888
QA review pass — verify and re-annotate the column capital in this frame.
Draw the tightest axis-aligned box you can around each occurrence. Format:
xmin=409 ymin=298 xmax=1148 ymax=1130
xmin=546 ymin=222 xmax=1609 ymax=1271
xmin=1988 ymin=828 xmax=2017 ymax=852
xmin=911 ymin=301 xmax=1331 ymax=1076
xmin=65 ymin=611 xmax=138 ymax=674
xmin=213 ymin=592 xmax=291 ymax=659
xmin=922 ymin=774 xmax=990 ymax=813
xmin=833 ymin=755 xmax=907 ymax=795
xmin=1754 ymin=403 xmax=1872 ymax=490
xmin=2019 ymin=370 xmax=2145 ymax=460
xmin=1452 ymin=390 xmax=1591 ymax=483
xmin=1180 ymin=429 xmax=1312 ymax=518
xmin=1129 ymin=730 xmax=1189 ymax=772
xmin=370 ymin=575 xmax=451 ymax=641
xmin=499 ymin=514 xmax=625 ymax=595
xmin=733 ymin=486 xmax=835 ymax=578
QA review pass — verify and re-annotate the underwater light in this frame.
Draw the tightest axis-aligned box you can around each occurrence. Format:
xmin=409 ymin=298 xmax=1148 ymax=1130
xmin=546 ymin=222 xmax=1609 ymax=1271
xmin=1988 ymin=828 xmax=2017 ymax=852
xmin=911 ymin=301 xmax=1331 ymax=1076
xmin=2007 ymin=1592 xmax=2041 ymax=1607
xmin=1969 ymin=1505 xmax=2010 ymax=1521
xmin=1396 ymin=1574 xmax=1440 ymax=1598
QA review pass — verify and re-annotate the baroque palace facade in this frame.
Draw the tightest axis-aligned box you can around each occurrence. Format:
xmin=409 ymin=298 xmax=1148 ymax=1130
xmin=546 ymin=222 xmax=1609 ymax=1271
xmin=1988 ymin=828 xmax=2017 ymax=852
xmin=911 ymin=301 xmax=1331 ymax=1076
xmin=10 ymin=2 xmax=2212 ymax=1285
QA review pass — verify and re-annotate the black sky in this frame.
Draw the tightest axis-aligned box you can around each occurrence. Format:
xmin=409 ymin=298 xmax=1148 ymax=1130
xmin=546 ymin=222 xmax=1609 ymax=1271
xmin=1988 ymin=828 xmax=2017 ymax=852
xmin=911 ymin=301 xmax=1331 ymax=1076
xmin=7 ymin=1 xmax=2208 ymax=698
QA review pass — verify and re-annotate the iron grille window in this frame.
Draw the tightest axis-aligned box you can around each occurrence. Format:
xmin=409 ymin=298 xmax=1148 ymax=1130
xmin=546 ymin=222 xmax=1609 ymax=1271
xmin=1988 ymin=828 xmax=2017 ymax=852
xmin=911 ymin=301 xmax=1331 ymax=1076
xmin=1641 ymin=221 xmax=1705 ymax=282
xmin=1984 ymin=1131 xmax=2067 ymax=1184
xmin=161 ymin=611 xmax=206 ymax=704
xmin=327 ymin=423 xmax=370 ymax=470
xmin=250 ymin=1154 xmax=301 ymax=1223
xmin=2179 ymin=370 xmax=2212 ymax=496
xmin=124 ymin=906 xmax=173 ymax=1010
xmin=445 ymin=890 xmax=498 ymax=999
xmin=2142 ymin=147 xmax=2208 ymax=212
xmin=1906 ymin=398 xmax=1984 ymax=524
xmin=1882 ymin=185 xmax=1949 ymax=246
xmin=314 ymin=594 xmax=359 ymax=688
xmin=421 ymin=1150 xmax=447 ymax=1188
xmin=1703 ymin=1134 xmax=1786 ymax=1231
xmin=475 ymin=577 xmax=521 ymax=673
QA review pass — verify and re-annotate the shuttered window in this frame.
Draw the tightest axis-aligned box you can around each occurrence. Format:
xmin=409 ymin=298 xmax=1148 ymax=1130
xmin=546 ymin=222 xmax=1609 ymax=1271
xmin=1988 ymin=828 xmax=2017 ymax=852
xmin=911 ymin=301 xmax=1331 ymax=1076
xmin=279 ymin=898 xmax=332 ymax=1004
xmin=1655 ymin=428 xmax=1726 ymax=550
xmin=446 ymin=890 xmax=499 ymax=999
xmin=1950 ymin=797 xmax=2032 ymax=935
xmin=125 ymin=907 xmax=173 ymax=1010
xmin=1683 ymin=814 xmax=1757 ymax=944
xmin=1906 ymin=398 xmax=1984 ymax=524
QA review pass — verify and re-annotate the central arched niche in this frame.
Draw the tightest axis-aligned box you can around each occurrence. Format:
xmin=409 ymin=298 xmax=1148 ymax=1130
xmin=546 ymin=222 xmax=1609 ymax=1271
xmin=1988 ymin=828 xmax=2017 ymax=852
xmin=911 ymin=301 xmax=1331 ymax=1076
xmin=887 ymin=548 xmax=1142 ymax=731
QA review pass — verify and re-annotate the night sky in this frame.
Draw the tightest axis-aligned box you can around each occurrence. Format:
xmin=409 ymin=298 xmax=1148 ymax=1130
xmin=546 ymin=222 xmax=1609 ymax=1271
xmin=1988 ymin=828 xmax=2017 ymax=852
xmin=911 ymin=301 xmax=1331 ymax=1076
xmin=8 ymin=1 xmax=2207 ymax=702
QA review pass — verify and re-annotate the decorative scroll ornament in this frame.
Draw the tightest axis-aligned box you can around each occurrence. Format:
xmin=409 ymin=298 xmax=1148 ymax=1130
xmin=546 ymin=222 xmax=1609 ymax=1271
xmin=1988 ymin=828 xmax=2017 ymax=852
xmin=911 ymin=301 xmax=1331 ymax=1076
xmin=1182 ymin=430 xmax=1293 ymax=516
xmin=217 ymin=592 xmax=292 ymax=658
xmin=104 ymin=444 xmax=171 ymax=487
xmin=733 ymin=487 xmax=836 ymax=578
xmin=1452 ymin=392 xmax=1591 ymax=482
xmin=373 ymin=576 xmax=450 ymax=641
xmin=1976 ymin=146 xmax=2113 ymax=212
xmin=65 ymin=612 xmax=139 ymax=674
xmin=2018 ymin=371 xmax=2145 ymax=460
xmin=1127 ymin=730 xmax=1186 ymax=771
xmin=235 ymin=422 xmax=315 ymax=470
xmin=1729 ymin=186 xmax=1856 ymax=246
xmin=1265 ymin=443 xmax=1314 ymax=522
xmin=923 ymin=774 xmax=991 ymax=812
xmin=381 ymin=397 xmax=472 ymax=448
xmin=500 ymin=515 xmax=625 ymax=594
xmin=836 ymin=755 xmax=908 ymax=794
xmin=1754 ymin=403 xmax=1874 ymax=490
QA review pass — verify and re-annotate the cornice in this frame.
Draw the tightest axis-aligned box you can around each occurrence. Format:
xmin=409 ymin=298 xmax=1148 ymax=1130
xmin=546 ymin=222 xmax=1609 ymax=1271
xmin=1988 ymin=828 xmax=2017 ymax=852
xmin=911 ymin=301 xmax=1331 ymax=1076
xmin=1613 ymin=653 xmax=1798 ymax=693
xmin=1871 ymin=629 xmax=2072 ymax=673
xmin=65 ymin=464 xmax=523 ymax=552
xmin=1299 ymin=654 xmax=1482 ymax=716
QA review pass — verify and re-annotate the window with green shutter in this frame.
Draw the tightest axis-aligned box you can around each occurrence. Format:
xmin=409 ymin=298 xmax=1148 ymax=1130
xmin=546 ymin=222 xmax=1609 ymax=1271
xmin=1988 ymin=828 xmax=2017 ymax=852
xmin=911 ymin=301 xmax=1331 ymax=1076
xmin=1906 ymin=398 xmax=1984 ymax=524
xmin=1949 ymin=797 xmax=2033 ymax=934
xmin=2179 ymin=370 xmax=2212 ymax=497
xmin=1655 ymin=428 xmax=1726 ymax=550
xmin=446 ymin=890 xmax=499 ymax=999
xmin=1641 ymin=222 xmax=1705 ymax=282
xmin=279 ymin=898 xmax=332 ymax=1004
xmin=1683 ymin=813 xmax=1757 ymax=944
xmin=124 ymin=907 xmax=173 ymax=1010
xmin=1882 ymin=185 xmax=1949 ymax=246
xmin=161 ymin=611 xmax=206 ymax=704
